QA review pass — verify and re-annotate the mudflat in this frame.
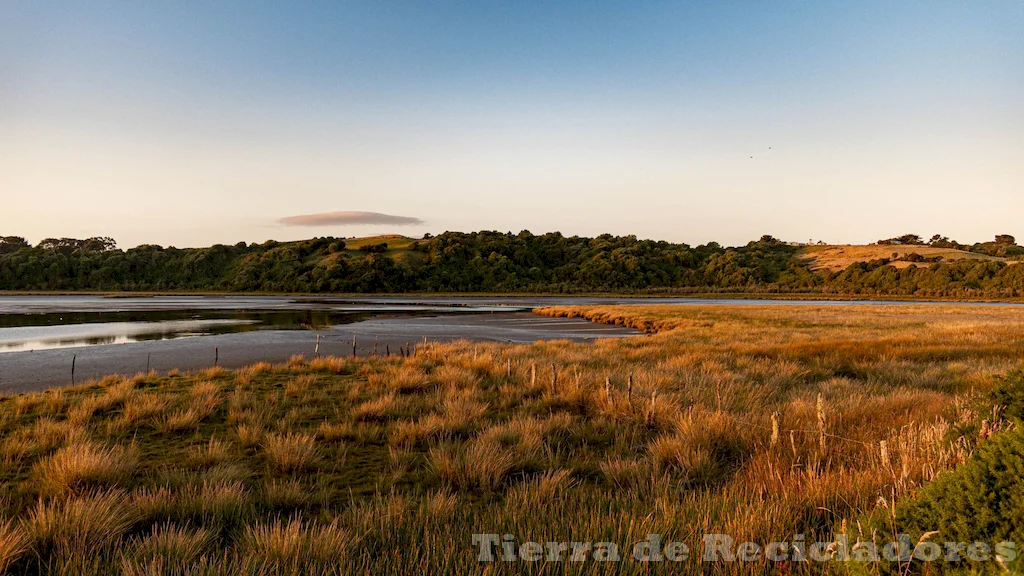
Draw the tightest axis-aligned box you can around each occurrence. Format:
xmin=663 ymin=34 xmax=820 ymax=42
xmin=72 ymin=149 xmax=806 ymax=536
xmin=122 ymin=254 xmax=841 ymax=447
xmin=0 ymin=312 xmax=639 ymax=393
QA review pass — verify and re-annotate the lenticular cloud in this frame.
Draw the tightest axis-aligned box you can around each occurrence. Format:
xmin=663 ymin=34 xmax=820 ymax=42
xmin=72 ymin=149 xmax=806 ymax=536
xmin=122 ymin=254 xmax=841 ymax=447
xmin=278 ymin=211 xmax=424 ymax=227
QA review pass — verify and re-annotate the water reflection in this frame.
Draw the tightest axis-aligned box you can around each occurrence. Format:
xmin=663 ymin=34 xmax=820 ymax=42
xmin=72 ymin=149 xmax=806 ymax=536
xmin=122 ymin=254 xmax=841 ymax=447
xmin=0 ymin=310 xmax=367 ymax=352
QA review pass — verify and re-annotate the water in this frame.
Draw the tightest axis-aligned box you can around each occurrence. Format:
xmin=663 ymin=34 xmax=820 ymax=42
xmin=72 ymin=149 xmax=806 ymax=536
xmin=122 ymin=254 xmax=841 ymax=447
xmin=0 ymin=310 xmax=366 ymax=352
xmin=0 ymin=307 xmax=456 ymax=353
xmin=0 ymin=294 xmax=1021 ymax=354
xmin=0 ymin=294 xmax=1019 ymax=392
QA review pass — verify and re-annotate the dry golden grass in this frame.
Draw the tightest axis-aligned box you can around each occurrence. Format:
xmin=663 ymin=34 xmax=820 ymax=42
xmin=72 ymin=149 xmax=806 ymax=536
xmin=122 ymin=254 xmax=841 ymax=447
xmin=188 ymin=380 xmax=222 ymax=415
xmin=175 ymin=480 xmax=252 ymax=528
xmin=799 ymin=243 xmax=1005 ymax=272
xmin=368 ymin=363 xmax=432 ymax=394
xmin=351 ymin=394 xmax=400 ymax=422
xmin=430 ymin=363 xmax=478 ymax=389
xmin=118 ymin=392 xmax=172 ymax=426
xmin=316 ymin=420 xmax=355 ymax=443
xmin=259 ymin=478 xmax=310 ymax=510
xmin=25 ymin=491 xmax=138 ymax=562
xmin=504 ymin=468 xmax=574 ymax=508
xmin=0 ymin=520 xmax=30 ymax=574
xmin=67 ymin=380 xmax=133 ymax=425
xmin=420 ymin=490 xmax=460 ymax=521
xmin=157 ymin=408 xmax=202 ymax=433
xmin=0 ymin=303 xmax=1021 ymax=573
xmin=185 ymin=436 xmax=233 ymax=469
xmin=1 ymin=417 xmax=85 ymax=463
xmin=234 ymin=361 xmax=273 ymax=386
xmin=234 ymin=422 xmax=265 ymax=449
xmin=121 ymin=523 xmax=213 ymax=571
xmin=428 ymin=431 xmax=537 ymax=492
xmin=388 ymin=414 xmax=446 ymax=448
xmin=240 ymin=518 xmax=350 ymax=573
xmin=196 ymin=366 xmax=228 ymax=380
xmin=262 ymin=432 xmax=318 ymax=472
xmin=33 ymin=441 xmax=138 ymax=496
xmin=284 ymin=374 xmax=317 ymax=398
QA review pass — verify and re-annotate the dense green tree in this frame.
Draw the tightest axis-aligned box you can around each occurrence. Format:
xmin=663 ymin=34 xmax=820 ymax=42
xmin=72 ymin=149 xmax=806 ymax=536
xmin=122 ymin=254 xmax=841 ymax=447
xmin=878 ymin=234 xmax=924 ymax=245
xmin=0 ymin=237 xmax=29 ymax=255
xmin=2 ymin=231 xmax=1024 ymax=296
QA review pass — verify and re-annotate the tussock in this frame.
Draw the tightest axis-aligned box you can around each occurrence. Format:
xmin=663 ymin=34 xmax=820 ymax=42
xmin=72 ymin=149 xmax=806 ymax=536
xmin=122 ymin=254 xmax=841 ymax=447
xmin=240 ymin=518 xmax=349 ymax=573
xmin=33 ymin=442 xmax=138 ymax=496
xmin=26 ymin=490 xmax=138 ymax=560
xmin=0 ymin=520 xmax=30 ymax=574
xmin=121 ymin=523 xmax=213 ymax=570
xmin=263 ymin=432 xmax=318 ymax=472
xmin=351 ymin=395 xmax=399 ymax=422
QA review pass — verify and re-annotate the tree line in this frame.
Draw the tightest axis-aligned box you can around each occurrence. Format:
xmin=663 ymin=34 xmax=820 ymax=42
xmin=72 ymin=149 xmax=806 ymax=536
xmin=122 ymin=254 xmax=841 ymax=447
xmin=877 ymin=233 xmax=1024 ymax=258
xmin=1 ymin=232 xmax=1023 ymax=297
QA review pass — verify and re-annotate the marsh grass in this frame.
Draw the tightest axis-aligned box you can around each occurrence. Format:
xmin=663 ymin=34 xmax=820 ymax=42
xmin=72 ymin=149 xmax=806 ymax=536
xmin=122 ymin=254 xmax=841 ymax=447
xmin=118 ymin=392 xmax=172 ymax=428
xmin=428 ymin=437 xmax=527 ymax=491
xmin=0 ymin=303 xmax=1019 ymax=573
xmin=33 ymin=441 xmax=138 ymax=496
xmin=26 ymin=490 xmax=138 ymax=564
xmin=121 ymin=523 xmax=214 ymax=570
xmin=0 ymin=519 xmax=30 ymax=574
xmin=259 ymin=478 xmax=310 ymax=511
xmin=185 ymin=437 xmax=233 ymax=469
xmin=240 ymin=518 xmax=350 ymax=574
xmin=263 ymin=432 xmax=318 ymax=473
xmin=352 ymin=395 xmax=400 ymax=423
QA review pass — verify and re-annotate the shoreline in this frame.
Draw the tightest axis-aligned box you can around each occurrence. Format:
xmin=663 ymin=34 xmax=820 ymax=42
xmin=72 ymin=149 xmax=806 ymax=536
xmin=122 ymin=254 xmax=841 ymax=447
xmin=0 ymin=311 xmax=640 ymax=394
xmin=1 ymin=290 xmax=1023 ymax=304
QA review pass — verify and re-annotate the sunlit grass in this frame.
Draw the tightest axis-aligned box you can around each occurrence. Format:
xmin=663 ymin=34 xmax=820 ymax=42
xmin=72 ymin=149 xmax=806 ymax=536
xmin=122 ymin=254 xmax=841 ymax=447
xmin=0 ymin=303 xmax=1019 ymax=573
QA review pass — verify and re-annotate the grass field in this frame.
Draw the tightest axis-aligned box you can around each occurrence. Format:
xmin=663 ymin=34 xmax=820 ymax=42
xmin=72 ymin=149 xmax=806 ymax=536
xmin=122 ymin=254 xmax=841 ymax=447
xmin=799 ymin=244 xmax=1005 ymax=272
xmin=340 ymin=235 xmax=424 ymax=266
xmin=0 ymin=304 xmax=1021 ymax=574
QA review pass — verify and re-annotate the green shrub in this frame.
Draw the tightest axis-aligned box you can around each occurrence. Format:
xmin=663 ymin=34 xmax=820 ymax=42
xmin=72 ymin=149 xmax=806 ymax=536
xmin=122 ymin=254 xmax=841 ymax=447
xmin=989 ymin=371 xmax=1024 ymax=423
xmin=890 ymin=426 xmax=1024 ymax=571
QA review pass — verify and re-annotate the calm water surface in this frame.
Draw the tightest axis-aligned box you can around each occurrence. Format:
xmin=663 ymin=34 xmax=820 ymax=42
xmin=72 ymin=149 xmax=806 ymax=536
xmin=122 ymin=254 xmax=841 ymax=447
xmin=0 ymin=295 xmax=1021 ymax=353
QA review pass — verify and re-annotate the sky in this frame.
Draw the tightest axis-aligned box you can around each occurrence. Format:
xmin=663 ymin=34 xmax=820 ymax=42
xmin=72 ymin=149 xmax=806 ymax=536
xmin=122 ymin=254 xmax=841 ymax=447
xmin=1 ymin=1 xmax=1022 ymax=248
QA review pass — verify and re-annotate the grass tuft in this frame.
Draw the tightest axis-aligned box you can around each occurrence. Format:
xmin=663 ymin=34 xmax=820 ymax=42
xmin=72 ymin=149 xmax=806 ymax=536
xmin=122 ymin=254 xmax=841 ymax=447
xmin=33 ymin=441 xmax=139 ymax=496
xmin=263 ymin=433 xmax=318 ymax=473
xmin=239 ymin=518 xmax=349 ymax=574
xmin=25 ymin=490 xmax=138 ymax=561
xmin=0 ymin=520 xmax=30 ymax=574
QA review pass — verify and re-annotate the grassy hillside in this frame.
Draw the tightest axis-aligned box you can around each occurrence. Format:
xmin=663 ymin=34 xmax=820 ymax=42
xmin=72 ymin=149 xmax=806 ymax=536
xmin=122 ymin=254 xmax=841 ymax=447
xmin=800 ymin=244 xmax=1006 ymax=272
xmin=338 ymin=234 xmax=425 ymax=266
xmin=339 ymin=234 xmax=418 ymax=251
xmin=0 ymin=304 xmax=1020 ymax=573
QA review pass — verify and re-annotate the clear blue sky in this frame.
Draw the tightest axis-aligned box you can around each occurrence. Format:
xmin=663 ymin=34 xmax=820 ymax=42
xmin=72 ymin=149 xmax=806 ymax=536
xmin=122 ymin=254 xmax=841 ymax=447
xmin=2 ymin=1 xmax=1021 ymax=247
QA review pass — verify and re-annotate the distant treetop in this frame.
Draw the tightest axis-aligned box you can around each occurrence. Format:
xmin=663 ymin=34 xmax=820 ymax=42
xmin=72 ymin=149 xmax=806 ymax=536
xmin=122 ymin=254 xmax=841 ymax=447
xmin=878 ymin=234 xmax=924 ymax=246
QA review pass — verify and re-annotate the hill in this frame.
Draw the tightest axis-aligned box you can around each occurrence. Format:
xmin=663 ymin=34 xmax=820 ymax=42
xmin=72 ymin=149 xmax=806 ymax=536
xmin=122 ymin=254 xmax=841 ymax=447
xmin=340 ymin=234 xmax=418 ymax=252
xmin=800 ymin=244 xmax=1006 ymax=272
xmin=337 ymin=235 xmax=425 ymax=266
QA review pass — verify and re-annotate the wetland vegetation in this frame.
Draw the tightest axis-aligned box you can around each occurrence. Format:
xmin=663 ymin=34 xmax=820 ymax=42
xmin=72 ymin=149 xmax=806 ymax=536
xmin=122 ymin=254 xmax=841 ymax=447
xmin=0 ymin=304 xmax=1022 ymax=573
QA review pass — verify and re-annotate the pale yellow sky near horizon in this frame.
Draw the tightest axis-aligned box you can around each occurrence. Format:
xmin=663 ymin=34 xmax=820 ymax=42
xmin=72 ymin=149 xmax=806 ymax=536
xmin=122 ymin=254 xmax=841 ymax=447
xmin=3 ymin=103 xmax=1020 ymax=249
